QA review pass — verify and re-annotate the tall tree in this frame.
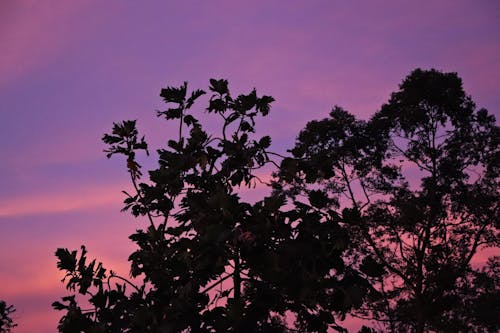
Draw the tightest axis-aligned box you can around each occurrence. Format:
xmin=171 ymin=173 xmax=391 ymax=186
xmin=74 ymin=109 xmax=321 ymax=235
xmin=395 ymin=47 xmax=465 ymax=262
xmin=278 ymin=69 xmax=499 ymax=332
xmin=0 ymin=300 xmax=16 ymax=333
xmin=53 ymin=80 xmax=373 ymax=332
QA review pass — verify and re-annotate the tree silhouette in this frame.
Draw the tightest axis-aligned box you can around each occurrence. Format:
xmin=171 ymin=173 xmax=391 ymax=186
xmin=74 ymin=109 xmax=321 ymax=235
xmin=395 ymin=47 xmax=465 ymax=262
xmin=0 ymin=300 xmax=16 ymax=333
xmin=53 ymin=80 xmax=374 ymax=332
xmin=278 ymin=69 xmax=499 ymax=332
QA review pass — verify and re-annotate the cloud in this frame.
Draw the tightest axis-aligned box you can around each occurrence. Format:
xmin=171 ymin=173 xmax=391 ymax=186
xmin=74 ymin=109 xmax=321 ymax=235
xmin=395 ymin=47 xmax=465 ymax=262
xmin=0 ymin=183 xmax=127 ymax=217
xmin=0 ymin=1 xmax=93 ymax=88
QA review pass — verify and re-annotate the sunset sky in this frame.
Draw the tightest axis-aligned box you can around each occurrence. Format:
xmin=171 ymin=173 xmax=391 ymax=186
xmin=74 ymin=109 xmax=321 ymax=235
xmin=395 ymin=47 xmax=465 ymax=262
xmin=1 ymin=1 xmax=499 ymax=332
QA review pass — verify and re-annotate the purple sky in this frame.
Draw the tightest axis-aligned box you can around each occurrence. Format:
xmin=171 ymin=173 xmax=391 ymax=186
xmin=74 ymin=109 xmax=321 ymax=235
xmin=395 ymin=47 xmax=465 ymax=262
xmin=1 ymin=1 xmax=499 ymax=331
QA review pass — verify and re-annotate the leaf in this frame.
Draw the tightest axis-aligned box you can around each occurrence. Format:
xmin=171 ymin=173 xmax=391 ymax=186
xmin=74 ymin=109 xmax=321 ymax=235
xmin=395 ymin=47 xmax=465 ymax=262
xmin=165 ymin=107 xmax=183 ymax=119
xmin=279 ymin=157 xmax=298 ymax=181
xmin=308 ymin=190 xmax=329 ymax=209
xmin=186 ymin=89 xmax=206 ymax=108
xmin=160 ymin=82 xmax=187 ymax=104
xmin=235 ymin=89 xmax=257 ymax=111
xmin=258 ymin=135 xmax=271 ymax=149
xmin=342 ymin=207 xmax=361 ymax=224
xmin=263 ymin=195 xmax=286 ymax=211
xmin=209 ymin=79 xmax=229 ymax=95
xmin=55 ymin=248 xmax=77 ymax=272
xmin=168 ymin=139 xmax=183 ymax=151
xmin=359 ymin=257 xmax=385 ymax=277
xmin=256 ymin=95 xmax=274 ymax=116
xmin=183 ymin=114 xmax=198 ymax=126
xmin=208 ymin=98 xmax=226 ymax=113
xmin=226 ymin=112 xmax=239 ymax=125
xmin=51 ymin=301 xmax=68 ymax=311
xmin=102 ymin=134 xmax=123 ymax=145
xmin=240 ymin=120 xmax=253 ymax=132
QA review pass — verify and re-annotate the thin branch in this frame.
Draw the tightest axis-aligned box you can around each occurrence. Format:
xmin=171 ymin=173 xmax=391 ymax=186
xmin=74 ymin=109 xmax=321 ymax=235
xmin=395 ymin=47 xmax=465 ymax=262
xmin=391 ymin=143 xmax=432 ymax=173
xmin=266 ymin=151 xmax=289 ymax=159
xmin=340 ymin=162 xmax=357 ymax=209
xmin=201 ymin=273 xmax=234 ymax=294
xmin=107 ymin=274 xmax=142 ymax=294
xmin=129 ymin=172 xmax=156 ymax=228
xmin=359 ymin=178 xmax=371 ymax=210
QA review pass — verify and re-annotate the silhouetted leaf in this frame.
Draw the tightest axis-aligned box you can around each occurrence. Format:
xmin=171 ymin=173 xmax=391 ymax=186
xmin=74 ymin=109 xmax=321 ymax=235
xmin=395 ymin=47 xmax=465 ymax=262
xmin=209 ymin=79 xmax=229 ymax=95
xmin=160 ymin=82 xmax=187 ymax=104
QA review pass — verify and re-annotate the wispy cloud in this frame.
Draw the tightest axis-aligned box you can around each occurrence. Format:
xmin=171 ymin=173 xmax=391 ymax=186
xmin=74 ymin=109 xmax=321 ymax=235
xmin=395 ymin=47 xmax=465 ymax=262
xmin=0 ymin=183 xmax=126 ymax=217
xmin=0 ymin=1 xmax=92 ymax=87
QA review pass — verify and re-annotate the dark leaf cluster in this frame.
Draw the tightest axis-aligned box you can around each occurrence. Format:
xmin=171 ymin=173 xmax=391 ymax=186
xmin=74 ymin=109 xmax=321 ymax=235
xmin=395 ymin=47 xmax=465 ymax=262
xmin=54 ymin=80 xmax=370 ymax=333
xmin=278 ymin=68 xmax=499 ymax=332
xmin=0 ymin=300 xmax=16 ymax=333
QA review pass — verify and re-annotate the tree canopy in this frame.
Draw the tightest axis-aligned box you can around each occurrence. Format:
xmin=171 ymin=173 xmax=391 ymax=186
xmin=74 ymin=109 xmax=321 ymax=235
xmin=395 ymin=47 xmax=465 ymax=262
xmin=53 ymin=79 xmax=374 ymax=332
xmin=53 ymin=69 xmax=498 ymax=332
xmin=278 ymin=69 xmax=499 ymax=332
xmin=0 ymin=300 xmax=16 ymax=333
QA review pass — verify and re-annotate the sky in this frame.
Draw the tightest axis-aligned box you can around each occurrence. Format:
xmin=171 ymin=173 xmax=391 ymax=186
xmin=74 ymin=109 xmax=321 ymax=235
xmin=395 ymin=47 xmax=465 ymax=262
xmin=0 ymin=1 xmax=499 ymax=332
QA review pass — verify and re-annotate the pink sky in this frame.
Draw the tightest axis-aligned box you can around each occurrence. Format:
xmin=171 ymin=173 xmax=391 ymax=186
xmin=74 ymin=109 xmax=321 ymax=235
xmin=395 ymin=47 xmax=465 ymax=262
xmin=1 ymin=1 xmax=499 ymax=332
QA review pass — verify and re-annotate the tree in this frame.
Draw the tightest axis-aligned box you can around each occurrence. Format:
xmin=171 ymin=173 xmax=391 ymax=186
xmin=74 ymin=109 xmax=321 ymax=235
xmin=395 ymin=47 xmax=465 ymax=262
xmin=0 ymin=300 xmax=16 ymax=333
xmin=53 ymin=80 xmax=375 ymax=332
xmin=278 ymin=69 xmax=499 ymax=332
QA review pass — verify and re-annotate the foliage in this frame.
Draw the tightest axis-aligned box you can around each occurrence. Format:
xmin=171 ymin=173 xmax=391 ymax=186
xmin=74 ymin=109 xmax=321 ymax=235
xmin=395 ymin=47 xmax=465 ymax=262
xmin=0 ymin=300 xmax=16 ymax=333
xmin=278 ymin=69 xmax=499 ymax=332
xmin=53 ymin=79 xmax=374 ymax=332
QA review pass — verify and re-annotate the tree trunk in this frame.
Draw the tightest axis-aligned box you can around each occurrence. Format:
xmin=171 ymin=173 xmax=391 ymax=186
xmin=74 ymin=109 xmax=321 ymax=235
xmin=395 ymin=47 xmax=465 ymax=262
xmin=234 ymin=250 xmax=241 ymax=300
xmin=415 ymin=297 xmax=425 ymax=333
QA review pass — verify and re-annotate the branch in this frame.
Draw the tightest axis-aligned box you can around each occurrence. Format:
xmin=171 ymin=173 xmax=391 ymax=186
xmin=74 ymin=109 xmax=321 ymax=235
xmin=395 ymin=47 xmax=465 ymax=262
xmin=179 ymin=104 xmax=184 ymax=141
xmin=201 ymin=273 xmax=234 ymax=294
xmin=359 ymin=178 xmax=371 ymax=210
xmin=266 ymin=151 xmax=289 ymax=159
xmin=464 ymin=224 xmax=488 ymax=267
xmin=107 ymin=273 xmax=142 ymax=294
xmin=129 ymin=172 xmax=156 ymax=228
xmin=361 ymin=225 xmax=414 ymax=289
xmin=340 ymin=162 xmax=357 ymax=209
xmin=391 ymin=142 xmax=432 ymax=173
